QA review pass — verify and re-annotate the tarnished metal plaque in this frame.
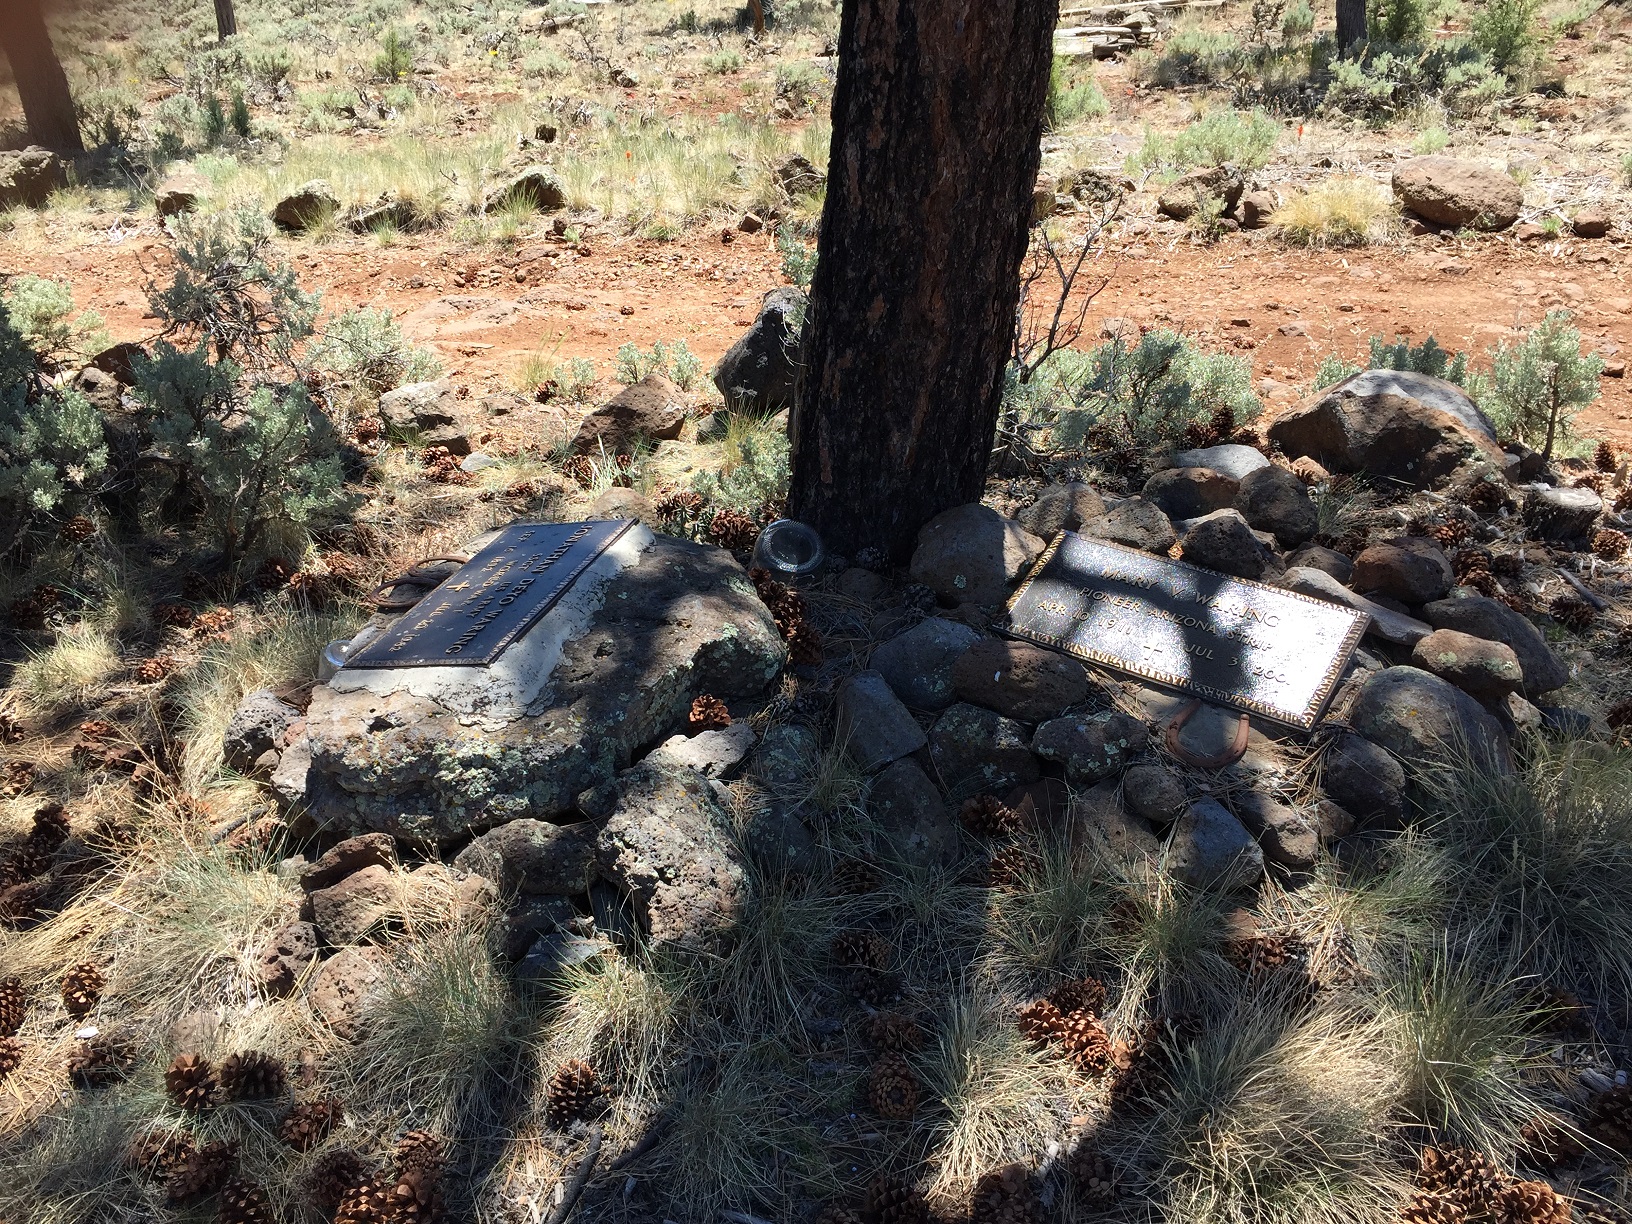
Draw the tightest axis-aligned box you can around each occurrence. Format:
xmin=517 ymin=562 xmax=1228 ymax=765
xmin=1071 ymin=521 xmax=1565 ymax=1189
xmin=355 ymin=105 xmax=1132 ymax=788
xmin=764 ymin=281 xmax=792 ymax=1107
xmin=346 ymin=519 xmax=636 ymax=669
xmin=1006 ymin=533 xmax=1368 ymax=730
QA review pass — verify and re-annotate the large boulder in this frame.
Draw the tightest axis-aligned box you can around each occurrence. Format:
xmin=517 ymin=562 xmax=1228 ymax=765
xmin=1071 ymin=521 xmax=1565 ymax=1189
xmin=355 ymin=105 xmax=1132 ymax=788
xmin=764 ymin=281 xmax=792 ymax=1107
xmin=300 ymin=532 xmax=786 ymax=841
xmin=1392 ymin=157 xmax=1523 ymax=231
xmin=1348 ymin=666 xmax=1509 ymax=771
xmin=908 ymin=504 xmax=1045 ymax=606
xmin=1234 ymin=465 xmax=1317 ymax=548
xmin=484 ymin=165 xmax=567 ymax=213
xmin=1019 ymin=482 xmax=1107 ymax=538
xmin=869 ymin=617 xmax=980 ymax=711
xmin=712 ymin=287 xmax=805 ymax=412
xmin=1157 ymin=163 xmax=1245 ymax=221
xmin=928 ymin=703 xmax=1040 ymax=799
xmin=572 ymin=373 xmax=688 ymax=453
xmin=272 ymin=179 xmax=339 ymax=231
xmin=0 ymin=147 xmax=62 ymax=209
xmin=836 ymin=671 xmax=928 ymax=773
xmin=1142 ymin=467 xmax=1239 ymax=521
xmin=154 ymin=170 xmax=207 ymax=218
xmin=1420 ymin=595 xmax=1569 ymax=699
xmin=1410 ymin=628 xmax=1525 ymax=704
xmin=452 ymin=819 xmax=600 ymax=896
xmin=1170 ymin=443 xmax=1270 ymax=481
xmin=593 ymin=762 xmax=747 ymax=951
xmin=1351 ymin=537 xmax=1454 ymax=604
xmin=951 ymin=639 xmax=1094 ymax=723
xmin=1080 ymin=497 xmax=1177 ymax=554
xmin=1267 ymin=369 xmax=1502 ymax=488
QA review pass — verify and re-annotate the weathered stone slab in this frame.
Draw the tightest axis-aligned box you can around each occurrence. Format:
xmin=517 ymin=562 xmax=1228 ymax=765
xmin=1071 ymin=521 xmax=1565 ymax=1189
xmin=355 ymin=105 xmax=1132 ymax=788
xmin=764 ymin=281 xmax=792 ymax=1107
xmin=300 ymin=531 xmax=785 ymax=841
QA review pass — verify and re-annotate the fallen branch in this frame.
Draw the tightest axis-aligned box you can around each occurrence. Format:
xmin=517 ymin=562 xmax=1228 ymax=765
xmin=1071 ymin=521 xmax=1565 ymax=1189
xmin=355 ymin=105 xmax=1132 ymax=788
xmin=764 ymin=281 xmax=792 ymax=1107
xmin=1557 ymin=567 xmax=1609 ymax=611
xmin=604 ymin=1111 xmax=672 ymax=1173
xmin=544 ymin=1124 xmax=602 ymax=1224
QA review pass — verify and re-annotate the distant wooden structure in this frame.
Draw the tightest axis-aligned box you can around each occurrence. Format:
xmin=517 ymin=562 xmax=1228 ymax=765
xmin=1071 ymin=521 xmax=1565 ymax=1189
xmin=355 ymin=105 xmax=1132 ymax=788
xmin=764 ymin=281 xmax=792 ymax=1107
xmin=1052 ymin=0 xmax=1223 ymax=58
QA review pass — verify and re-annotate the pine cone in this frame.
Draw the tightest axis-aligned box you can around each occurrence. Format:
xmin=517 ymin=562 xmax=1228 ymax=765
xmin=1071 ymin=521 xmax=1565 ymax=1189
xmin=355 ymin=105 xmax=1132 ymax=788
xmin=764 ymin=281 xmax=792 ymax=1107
xmin=985 ymin=843 xmax=1036 ymax=889
xmin=708 ymin=508 xmax=759 ymax=551
xmin=1493 ymin=1179 xmax=1571 ymax=1224
xmin=166 ymin=1138 xmax=239 ymax=1204
xmin=128 ymin=1127 xmax=197 ymax=1180
xmin=155 ymin=602 xmax=197 ymax=628
xmin=217 ymin=1178 xmax=274 ymax=1224
xmin=1466 ymin=480 xmax=1509 ymax=513
xmin=395 ymin=1129 xmax=446 ymax=1176
xmin=1048 ymin=978 xmax=1107 ymax=1017
xmin=1452 ymin=548 xmax=1492 ymax=583
xmin=1066 ymin=1142 xmax=1118 ymax=1205
xmin=850 ymin=968 xmax=901 ymax=1006
xmin=1595 ymin=440 xmax=1618 ymax=473
xmin=67 ymin=1036 xmax=135 ymax=1086
xmin=1594 ymin=528 xmax=1629 ymax=561
xmin=135 ymin=655 xmax=177 ymax=683
xmin=832 ymin=857 xmax=881 ymax=895
xmin=832 ymin=929 xmax=891 ymax=970
xmin=1550 ymin=596 xmax=1596 ymax=632
xmin=1226 ymin=931 xmax=1298 ymax=975
xmin=60 ymin=962 xmax=104 ymax=1018
xmin=354 ymin=416 xmax=383 ymax=444
xmin=1208 ymin=405 xmax=1236 ymax=442
xmin=194 ymin=607 xmax=236 ymax=637
xmin=0 ymin=878 xmax=51 ymax=927
xmin=1608 ymin=698 xmax=1632 ymax=732
xmin=960 ymin=794 xmax=1024 ymax=839
xmin=864 ymin=1012 xmax=925 ymax=1051
xmin=1576 ymin=1205 xmax=1632 ymax=1224
xmin=1057 ymin=1010 xmax=1112 ymax=1076
xmin=688 ymin=694 xmax=731 ymax=732
xmin=166 ymin=1053 xmax=218 ymax=1111
xmin=1401 ymin=1189 xmax=1469 ymax=1224
xmin=863 ymin=1174 xmax=931 ymax=1224
xmin=655 ymin=488 xmax=705 ymax=521
xmin=1431 ymin=520 xmax=1470 ymax=548
xmin=545 ymin=1059 xmax=602 ymax=1128
xmin=218 ymin=1050 xmax=285 ymax=1101
xmin=1586 ymin=1085 xmax=1632 ymax=1156
xmin=560 ymin=454 xmax=595 ymax=487
xmin=0 ymin=712 xmax=22 ymax=744
xmin=970 ymin=1162 xmax=1039 ymax=1224
xmin=1416 ymin=1146 xmax=1504 ymax=1214
xmin=62 ymin=514 xmax=95 ymax=542
xmin=305 ymin=1148 xmax=372 ymax=1212
xmin=383 ymin=1165 xmax=445 ymax=1222
xmin=0 ymin=975 xmax=25 ymax=1036
xmin=335 ymin=1172 xmax=396 ymax=1224
xmin=1017 ymin=997 xmax=1068 ymax=1046
xmin=868 ymin=1052 xmax=920 ymax=1120
xmin=279 ymin=1097 xmax=344 ymax=1150
xmin=31 ymin=801 xmax=69 ymax=847
xmin=0 ymin=1034 xmax=22 ymax=1080
xmin=1 ymin=760 xmax=35 ymax=797
xmin=785 ymin=618 xmax=824 ymax=666
xmin=1492 ymin=552 xmax=1524 ymax=579
xmin=0 ymin=839 xmax=52 ymax=887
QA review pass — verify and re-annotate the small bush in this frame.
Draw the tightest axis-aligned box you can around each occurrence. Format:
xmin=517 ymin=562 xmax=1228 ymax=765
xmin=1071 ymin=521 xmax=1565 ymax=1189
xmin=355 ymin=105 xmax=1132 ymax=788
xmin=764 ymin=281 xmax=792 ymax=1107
xmin=3 ymin=274 xmax=108 ymax=366
xmin=1368 ymin=0 xmax=1433 ymax=44
xmin=1045 ymin=57 xmax=1109 ymax=129
xmin=1367 ymin=333 xmax=1473 ymax=384
xmin=1273 ymin=178 xmax=1392 ymax=246
xmin=306 ymin=307 xmax=441 ymax=398
xmin=774 ymin=60 xmax=826 ymax=108
xmin=1132 ymin=108 xmax=1281 ymax=173
xmin=1473 ymin=0 xmax=1546 ymax=72
xmin=1148 ymin=26 xmax=1247 ymax=85
xmin=1482 ymin=309 xmax=1603 ymax=452
xmin=229 ymin=90 xmax=251 ymax=138
xmin=1324 ymin=44 xmax=1505 ymax=119
xmin=777 ymin=228 xmax=818 ymax=291
xmin=1411 ymin=126 xmax=1449 ymax=153
xmin=201 ymin=94 xmax=228 ymax=146
xmin=1281 ymin=0 xmax=1315 ymax=41
xmin=703 ymin=49 xmax=744 ymax=73
xmin=693 ymin=421 xmax=789 ymax=514
xmin=374 ymin=26 xmax=415 ymax=82
xmin=615 ymin=339 xmax=703 ymax=390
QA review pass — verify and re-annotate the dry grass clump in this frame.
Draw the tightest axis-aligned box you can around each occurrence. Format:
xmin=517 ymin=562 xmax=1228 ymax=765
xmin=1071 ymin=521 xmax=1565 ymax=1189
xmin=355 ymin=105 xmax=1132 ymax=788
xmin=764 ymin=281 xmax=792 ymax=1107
xmin=1272 ymin=178 xmax=1395 ymax=247
xmin=13 ymin=623 xmax=121 ymax=717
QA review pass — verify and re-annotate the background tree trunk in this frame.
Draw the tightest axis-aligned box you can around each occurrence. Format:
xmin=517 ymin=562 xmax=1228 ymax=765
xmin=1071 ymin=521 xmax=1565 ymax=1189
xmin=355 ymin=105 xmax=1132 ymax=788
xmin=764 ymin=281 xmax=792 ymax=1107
xmin=786 ymin=0 xmax=1058 ymax=563
xmin=214 ymin=0 xmax=238 ymax=40
xmin=1336 ymin=0 xmax=1366 ymax=50
xmin=0 ymin=0 xmax=82 ymax=152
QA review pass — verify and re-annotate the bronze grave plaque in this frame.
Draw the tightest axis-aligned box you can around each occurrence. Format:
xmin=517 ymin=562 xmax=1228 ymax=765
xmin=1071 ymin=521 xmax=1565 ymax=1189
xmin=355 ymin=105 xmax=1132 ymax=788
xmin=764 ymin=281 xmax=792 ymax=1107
xmin=1006 ymin=533 xmax=1368 ymax=730
xmin=346 ymin=519 xmax=637 ymax=669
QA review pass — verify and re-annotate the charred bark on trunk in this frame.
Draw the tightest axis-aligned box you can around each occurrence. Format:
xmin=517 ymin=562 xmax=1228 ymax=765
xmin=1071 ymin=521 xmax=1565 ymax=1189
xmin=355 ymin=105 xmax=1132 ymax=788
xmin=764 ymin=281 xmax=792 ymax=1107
xmin=0 ymin=0 xmax=83 ymax=153
xmin=215 ymin=0 xmax=239 ymax=40
xmin=787 ymin=0 xmax=1058 ymax=562
xmin=1335 ymin=0 xmax=1366 ymax=51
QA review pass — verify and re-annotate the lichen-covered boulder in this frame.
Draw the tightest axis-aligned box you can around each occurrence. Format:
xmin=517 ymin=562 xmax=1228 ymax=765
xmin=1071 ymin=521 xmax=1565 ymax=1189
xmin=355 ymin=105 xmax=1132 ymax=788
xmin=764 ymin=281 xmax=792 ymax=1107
xmin=299 ymin=533 xmax=785 ymax=842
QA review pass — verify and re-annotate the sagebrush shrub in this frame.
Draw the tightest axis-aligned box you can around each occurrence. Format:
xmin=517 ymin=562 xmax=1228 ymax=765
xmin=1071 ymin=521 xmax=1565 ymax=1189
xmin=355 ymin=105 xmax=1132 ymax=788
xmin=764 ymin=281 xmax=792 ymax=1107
xmin=1482 ymin=310 xmax=1603 ymax=456
xmin=306 ymin=308 xmax=441 ymax=398
xmin=615 ymin=340 xmax=703 ymax=390
xmin=1473 ymin=0 xmax=1546 ymax=72
xmin=2 ymin=275 xmax=108 ymax=366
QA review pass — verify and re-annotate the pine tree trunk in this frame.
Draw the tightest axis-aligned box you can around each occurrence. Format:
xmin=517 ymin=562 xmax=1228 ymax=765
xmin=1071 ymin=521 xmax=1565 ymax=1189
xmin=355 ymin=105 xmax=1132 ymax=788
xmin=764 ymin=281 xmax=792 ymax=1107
xmin=1335 ymin=0 xmax=1366 ymax=50
xmin=0 ymin=0 xmax=83 ymax=152
xmin=787 ymin=0 xmax=1058 ymax=562
xmin=215 ymin=0 xmax=238 ymax=40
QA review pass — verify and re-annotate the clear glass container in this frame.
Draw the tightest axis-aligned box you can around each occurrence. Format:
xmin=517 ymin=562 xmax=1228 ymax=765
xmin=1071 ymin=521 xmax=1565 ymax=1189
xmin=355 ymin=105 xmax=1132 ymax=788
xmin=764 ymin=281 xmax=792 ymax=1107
xmin=752 ymin=519 xmax=825 ymax=577
xmin=317 ymin=639 xmax=351 ymax=682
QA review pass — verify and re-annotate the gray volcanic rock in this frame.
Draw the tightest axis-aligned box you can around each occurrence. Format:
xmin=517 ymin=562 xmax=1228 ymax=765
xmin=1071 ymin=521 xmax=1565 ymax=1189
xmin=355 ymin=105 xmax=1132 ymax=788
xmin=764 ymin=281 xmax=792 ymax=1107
xmin=1019 ymin=482 xmax=1107 ymax=538
xmin=1080 ymin=497 xmax=1177 ymax=554
xmin=1142 ymin=467 xmax=1240 ymax=521
xmin=452 ymin=819 xmax=600 ymax=896
xmin=870 ymin=617 xmax=980 ymax=711
xmin=1410 ymin=628 xmax=1525 ymax=703
xmin=1349 ymin=666 xmax=1509 ymax=770
xmin=712 ymin=287 xmax=805 ymax=412
xmin=1523 ymin=487 xmax=1602 ymax=540
xmin=1031 ymin=712 xmax=1148 ymax=784
xmin=1170 ymin=443 xmax=1271 ymax=481
xmin=836 ymin=671 xmax=929 ymax=773
xmin=1322 ymin=731 xmax=1405 ymax=828
xmin=909 ymin=504 xmax=1045 ymax=606
xmin=1167 ymin=798 xmax=1263 ymax=890
xmin=301 ymin=534 xmax=785 ymax=841
xmin=1351 ymin=537 xmax=1454 ymax=604
xmin=1421 ymin=595 xmax=1568 ymax=699
xmin=1235 ymin=465 xmax=1317 ymax=548
xmin=928 ymin=703 xmax=1041 ymax=799
xmin=952 ymin=639 xmax=1094 ymax=723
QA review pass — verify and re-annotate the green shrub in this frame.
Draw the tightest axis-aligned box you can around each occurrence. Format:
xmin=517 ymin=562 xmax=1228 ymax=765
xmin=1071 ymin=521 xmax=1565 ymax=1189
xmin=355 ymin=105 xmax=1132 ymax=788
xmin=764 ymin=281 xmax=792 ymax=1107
xmin=1367 ymin=0 xmax=1435 ymax=44
xmin=229 ymin=90 xmax=251 ymax=138
xmin=693 ymin=424 xmax=789 ymax=514
xmin=1473 ymin=0 xmax=1547 ymax=72
xmin=307 ymin=307 xmax=441 ymax=397
xmin=774 ymin=60 xmax=826 ymax=107
xmin=1313 ymin=353 xmax=1362 ymax=389
xmin=2 ymin=275 xmax=108 ymax=366
xmin=201 ymin=93 xmax=228 ymax=146
xmin=704 ymin=49 xmax=744 ymax=73
xmin=1132 ymin=108 xmax=1282 ymax=173
xmin=777 ymin=229 xmax=818 ymax=291
xmin=1045 ymin=57 xmax=1109 ymax=129
xmin=615 ymin=339 xmax=703 ymax=390
xmin=375 ymin=26 xmax=415 ymax=82
xmin=1324 ymin=43 xmax=1505 ymax=118
xmin=1482 ymin=309 xmax=1603 ymax=457
xmin=1148 ymin=26 xmax=1246 ymax=85
xmin=1282 ymin=0 xmax=1315 ymax=41
xmin=1411 ymin=126 xmax=1449 ymax=153
xmin=1030 ymin=329 xmax=1262 ymax=452
xmin=1367 ymin=334 xmax=1472 ymax=384
xmin=0 ymin=382 xmax=108 ymax=540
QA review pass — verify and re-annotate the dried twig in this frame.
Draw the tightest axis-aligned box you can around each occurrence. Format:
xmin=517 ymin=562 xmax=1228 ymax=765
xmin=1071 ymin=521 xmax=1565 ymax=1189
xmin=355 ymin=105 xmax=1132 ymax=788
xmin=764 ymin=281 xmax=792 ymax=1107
xmin=544 ymin=1123 xmax=602 ymax=1224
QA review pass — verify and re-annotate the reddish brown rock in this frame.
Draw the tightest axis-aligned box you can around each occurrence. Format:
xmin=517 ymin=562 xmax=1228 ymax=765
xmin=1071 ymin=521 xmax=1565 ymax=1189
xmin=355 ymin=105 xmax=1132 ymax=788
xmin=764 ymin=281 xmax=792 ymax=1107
xmin=952 ymin=639 xmax=1094 ymax=723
